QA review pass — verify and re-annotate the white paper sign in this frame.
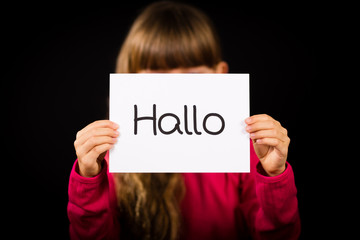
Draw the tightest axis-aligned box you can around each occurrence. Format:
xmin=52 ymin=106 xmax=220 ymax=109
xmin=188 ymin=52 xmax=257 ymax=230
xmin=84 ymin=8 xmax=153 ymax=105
xmin=109 ymin=74 xmax=249 ymax=172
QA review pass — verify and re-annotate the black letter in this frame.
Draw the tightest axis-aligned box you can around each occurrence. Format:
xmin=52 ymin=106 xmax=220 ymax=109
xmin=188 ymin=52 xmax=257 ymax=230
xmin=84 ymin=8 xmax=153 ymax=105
xmin=193 ymin=105 xmax=202 ymax=135
xmin=203 ymin=113 xmax=225 ymax=135
xmin=134 ymin=104 xmax=157 ymax=135
xmin=184 ymin=105 xmax=193 ymax=135
xmin=158 ymin=113 xmax=184 ymax=135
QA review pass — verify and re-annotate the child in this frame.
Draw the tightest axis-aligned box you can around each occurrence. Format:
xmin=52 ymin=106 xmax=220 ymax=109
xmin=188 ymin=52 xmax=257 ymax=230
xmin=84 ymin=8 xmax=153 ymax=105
xmin=68 ymin=2 xmax=300 ymax=239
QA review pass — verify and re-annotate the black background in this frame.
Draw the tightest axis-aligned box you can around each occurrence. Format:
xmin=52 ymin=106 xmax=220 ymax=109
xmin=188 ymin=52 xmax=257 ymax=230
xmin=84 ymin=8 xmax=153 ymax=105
xmin=4 ymin=1 xmax=334 ymax=239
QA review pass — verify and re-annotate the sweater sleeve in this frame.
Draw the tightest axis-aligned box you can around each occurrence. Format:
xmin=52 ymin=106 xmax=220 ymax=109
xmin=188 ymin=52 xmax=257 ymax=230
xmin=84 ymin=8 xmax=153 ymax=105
xmin=238 ymin=143 xmax=301 ymax=239
xmin=67 ymin=159 xmax=120 ymax=240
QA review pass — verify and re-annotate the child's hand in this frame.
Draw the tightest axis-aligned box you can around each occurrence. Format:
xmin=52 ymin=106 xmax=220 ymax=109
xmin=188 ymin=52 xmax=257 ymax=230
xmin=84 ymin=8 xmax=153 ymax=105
xmin=245 ymin=114 xmax=290 ymax=176
xmin=74 ymin=120 xmax=119 ymax=177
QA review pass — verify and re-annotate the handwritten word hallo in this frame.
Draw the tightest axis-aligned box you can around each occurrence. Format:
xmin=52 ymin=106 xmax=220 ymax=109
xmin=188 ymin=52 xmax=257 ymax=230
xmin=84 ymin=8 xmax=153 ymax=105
xmin=134 ymin=104 xmax=225 ymax=135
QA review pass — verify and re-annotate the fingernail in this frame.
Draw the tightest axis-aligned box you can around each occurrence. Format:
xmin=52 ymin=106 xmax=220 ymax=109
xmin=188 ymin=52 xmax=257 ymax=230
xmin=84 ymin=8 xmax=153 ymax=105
xmin=114 ymin=130 xmax=120 ymax=136
xmin=112 ymin=137 xmax=118 ymax=143
xmin=246 ymin=126 xmax=251 ymax=132
xmin=113 ymin=122 xmax=119 ymax=129
xmin=245 ymin=117 xmax=251 ymax=124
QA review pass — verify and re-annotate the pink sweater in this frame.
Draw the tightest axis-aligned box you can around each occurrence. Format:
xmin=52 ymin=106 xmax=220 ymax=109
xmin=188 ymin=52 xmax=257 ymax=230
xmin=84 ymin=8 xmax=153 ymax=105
xmin=68 ymin=142 xmax=300 ymax=239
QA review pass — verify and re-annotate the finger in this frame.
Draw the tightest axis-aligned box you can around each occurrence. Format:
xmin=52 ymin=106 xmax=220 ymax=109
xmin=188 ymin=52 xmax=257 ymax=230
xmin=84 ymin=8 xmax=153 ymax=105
xmin=77 ymin=120 xmax=119 ymax=139
xmin=246 ymin=121 xmax=288 ymax=136
xmin=84 ymin=143 xmax=115 ymax=162
xmin=255 ymin=138 xmax=289 ymax=156
xmin=245 ymin=114 xmax=275 ymax=125
xmin=75 ymin=127 xmax=119 ymax=147
xmin=245 ymin=115 xmax=288 ymax=135
xmin=76 ymin=136 xmax=117 ymax=157
xmin=250 ymin=129 xmax=288 ymax=142
xmin=255 ymin=137 xmax=281 ymax=147
xmin=245 ymin=120 xmax=278 ymax=133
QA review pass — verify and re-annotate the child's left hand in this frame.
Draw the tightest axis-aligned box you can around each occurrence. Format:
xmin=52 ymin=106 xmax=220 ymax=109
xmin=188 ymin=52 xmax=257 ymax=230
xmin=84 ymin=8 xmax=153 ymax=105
xmin=245 ymin=114 xmax=290 ymax=176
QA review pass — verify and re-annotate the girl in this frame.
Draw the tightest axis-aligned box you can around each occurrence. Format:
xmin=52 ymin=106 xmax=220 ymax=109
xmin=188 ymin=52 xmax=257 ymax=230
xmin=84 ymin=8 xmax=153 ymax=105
xmin=68 ymin=2 xmax=300 ymax=239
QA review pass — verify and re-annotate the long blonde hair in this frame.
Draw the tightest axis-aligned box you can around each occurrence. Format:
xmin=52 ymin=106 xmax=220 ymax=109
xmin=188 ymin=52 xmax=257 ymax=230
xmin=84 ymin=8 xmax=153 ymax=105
xmin=114 ymin=2 xmax=223 ymax=239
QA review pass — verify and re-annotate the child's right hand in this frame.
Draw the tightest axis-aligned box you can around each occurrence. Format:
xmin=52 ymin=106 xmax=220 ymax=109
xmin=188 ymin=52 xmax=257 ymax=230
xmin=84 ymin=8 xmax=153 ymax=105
xmin=74 ymin=120 xmax=119 ymax=177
